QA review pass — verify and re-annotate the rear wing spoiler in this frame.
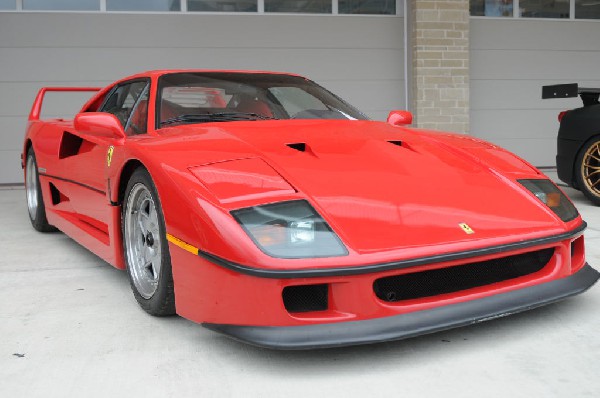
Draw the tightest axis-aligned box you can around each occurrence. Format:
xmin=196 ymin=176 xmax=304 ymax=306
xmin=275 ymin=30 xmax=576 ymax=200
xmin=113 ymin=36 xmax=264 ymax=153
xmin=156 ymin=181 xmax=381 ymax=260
xmin=542 ymin=83 xmax=600 ymax=106
xmin=28 ymin=87 xmax=101 ymax=121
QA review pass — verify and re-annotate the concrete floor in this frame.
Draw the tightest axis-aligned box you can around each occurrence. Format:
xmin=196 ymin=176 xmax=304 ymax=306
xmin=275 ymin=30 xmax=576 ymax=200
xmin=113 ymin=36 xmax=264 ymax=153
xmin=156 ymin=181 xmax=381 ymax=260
xmin=1 ymin=180 xmax=599 ymax=398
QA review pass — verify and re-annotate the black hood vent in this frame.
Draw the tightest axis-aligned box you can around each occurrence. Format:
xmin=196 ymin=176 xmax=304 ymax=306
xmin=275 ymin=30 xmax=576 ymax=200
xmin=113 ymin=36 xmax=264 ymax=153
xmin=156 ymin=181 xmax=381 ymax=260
xmin=286 ymin=142 xmax=318 ymax=158
xmin=287 ymin=142 xmax=307 ymax=152
xmin=387 ymin=139 xmax=418 ymax=153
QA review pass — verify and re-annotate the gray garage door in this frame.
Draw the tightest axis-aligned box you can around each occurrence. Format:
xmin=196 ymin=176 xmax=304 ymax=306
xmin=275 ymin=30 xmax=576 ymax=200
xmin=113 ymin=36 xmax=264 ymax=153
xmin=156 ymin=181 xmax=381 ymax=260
xmin=470 ymin=18 xmax=600 ymax=167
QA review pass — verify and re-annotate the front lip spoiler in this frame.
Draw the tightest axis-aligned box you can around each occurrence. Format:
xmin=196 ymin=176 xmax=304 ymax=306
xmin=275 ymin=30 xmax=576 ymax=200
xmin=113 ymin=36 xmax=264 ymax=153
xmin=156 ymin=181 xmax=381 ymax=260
xmin=203 ymin=263 xmax=599 ymax=350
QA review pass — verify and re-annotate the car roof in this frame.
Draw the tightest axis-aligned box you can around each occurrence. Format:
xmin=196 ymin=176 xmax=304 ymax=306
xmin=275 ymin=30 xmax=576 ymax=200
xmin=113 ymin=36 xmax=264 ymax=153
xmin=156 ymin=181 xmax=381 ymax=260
xmin=119 ymin=69 xmax=303 ymax=82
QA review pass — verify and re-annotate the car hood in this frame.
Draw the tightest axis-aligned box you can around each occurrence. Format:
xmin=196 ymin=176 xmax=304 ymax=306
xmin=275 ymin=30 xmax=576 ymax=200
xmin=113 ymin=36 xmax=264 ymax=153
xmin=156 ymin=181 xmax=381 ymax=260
xmin=155 ymin=120 xmax=568 ymax=254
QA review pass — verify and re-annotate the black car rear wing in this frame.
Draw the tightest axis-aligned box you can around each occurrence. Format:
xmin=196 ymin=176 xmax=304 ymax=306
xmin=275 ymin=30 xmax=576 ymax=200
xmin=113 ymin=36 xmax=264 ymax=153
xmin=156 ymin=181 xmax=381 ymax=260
xmin=542 ymin=83 xmax=600 ymax=106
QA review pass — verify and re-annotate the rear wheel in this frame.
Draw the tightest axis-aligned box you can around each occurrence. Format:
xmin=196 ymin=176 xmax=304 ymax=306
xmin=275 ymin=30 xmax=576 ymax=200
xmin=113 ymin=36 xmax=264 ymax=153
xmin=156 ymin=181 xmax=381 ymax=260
xmin=25 ymin=149 xmax=56 ymax=232
xmin=122 ymin=168 xmax=175 ymax=316
xmin=575 ymin=138 xmax=600 ymax=206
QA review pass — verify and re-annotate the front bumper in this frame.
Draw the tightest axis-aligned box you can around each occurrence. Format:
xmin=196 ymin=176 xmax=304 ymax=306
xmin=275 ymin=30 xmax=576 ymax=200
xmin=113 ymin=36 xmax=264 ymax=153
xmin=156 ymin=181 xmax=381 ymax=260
xmin=203 ymin=264 xmax=599 ymax=350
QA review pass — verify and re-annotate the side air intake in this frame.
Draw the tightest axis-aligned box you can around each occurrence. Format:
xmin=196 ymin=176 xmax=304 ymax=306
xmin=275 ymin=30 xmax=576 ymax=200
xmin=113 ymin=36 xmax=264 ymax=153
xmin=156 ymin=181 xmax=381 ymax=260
xmin=282 ymin=284 xmax=329 ymax=313
xmin=49 ymin=182 xmax=69 ymax=205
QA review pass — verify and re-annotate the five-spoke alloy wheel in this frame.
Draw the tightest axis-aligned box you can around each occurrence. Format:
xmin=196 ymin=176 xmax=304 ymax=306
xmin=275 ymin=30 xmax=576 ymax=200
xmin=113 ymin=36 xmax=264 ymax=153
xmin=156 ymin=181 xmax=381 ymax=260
xmin=122 ymin=168 xmax=175 ymax=315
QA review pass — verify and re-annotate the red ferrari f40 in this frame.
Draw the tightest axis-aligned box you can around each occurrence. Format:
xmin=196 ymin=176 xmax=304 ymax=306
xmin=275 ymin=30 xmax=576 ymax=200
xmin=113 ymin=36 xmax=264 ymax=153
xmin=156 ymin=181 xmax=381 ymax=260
xmin=22 ymin=70 xmax=598 ymax=348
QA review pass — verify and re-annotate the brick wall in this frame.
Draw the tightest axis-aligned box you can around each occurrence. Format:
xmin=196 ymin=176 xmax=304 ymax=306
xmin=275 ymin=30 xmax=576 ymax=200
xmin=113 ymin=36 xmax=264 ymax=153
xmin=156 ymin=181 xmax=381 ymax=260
xmin=410 ymin=0 xmax=469 ymax=133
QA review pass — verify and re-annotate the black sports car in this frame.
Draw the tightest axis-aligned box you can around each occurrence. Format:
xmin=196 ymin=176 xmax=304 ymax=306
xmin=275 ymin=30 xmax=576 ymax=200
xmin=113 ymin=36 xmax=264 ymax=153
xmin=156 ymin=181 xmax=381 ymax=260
xmin=543 ymin=84 xmax=600 ymax=205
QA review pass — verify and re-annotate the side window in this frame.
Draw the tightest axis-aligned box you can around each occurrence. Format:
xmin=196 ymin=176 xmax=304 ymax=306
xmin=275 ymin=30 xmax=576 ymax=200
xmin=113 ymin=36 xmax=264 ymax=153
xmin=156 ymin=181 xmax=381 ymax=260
xmin=100 ymin=80 xmax=149 ymax=131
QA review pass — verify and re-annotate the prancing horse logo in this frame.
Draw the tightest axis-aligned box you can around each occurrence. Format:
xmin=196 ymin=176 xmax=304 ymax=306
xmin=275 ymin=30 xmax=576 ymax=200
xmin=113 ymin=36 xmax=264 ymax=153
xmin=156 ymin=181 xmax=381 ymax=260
xmin=106 ymin=146 xmax=114 ymax=167
xmin=459 ymin=223 xmax=474 ymax=234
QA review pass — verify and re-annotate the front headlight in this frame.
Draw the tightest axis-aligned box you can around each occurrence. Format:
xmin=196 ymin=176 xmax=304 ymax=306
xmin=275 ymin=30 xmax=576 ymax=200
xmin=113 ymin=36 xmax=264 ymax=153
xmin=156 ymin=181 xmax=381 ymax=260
xmin=518 ymin=179 xmax=579 ymax=222
xmin=231 ymin=200 xmax=348 ymax=258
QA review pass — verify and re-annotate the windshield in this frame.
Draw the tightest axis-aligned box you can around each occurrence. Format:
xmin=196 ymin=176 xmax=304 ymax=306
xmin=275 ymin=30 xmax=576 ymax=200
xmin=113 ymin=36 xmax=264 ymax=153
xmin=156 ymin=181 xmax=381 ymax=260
xmin=157 ymin=72 xmax=368 ymax=127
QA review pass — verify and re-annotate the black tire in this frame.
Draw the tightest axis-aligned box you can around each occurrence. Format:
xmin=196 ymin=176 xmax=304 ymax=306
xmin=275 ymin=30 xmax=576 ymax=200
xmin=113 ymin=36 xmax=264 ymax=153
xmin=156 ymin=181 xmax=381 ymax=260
xmin=122 ymin=167 xmax=176 ymax=316
xmin=25 ymin=149 xmax=56 ymax=232
xmin=575 ymin=137 xmax=600 ymax=206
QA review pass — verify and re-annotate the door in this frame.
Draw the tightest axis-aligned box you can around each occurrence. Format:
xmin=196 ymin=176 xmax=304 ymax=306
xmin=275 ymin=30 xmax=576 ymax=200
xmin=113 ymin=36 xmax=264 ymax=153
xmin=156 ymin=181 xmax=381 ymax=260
xmin=62 ymin=79 xmax=150 ymax=228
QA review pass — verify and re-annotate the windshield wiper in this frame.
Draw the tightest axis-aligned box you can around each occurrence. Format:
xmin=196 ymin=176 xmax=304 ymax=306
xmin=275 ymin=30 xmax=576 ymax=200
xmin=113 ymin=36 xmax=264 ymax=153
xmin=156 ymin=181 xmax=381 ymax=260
xmin=161 ymin=112 xmax=275 ymax=126
xmin=212 ymin=112 xmax=275 ymax=120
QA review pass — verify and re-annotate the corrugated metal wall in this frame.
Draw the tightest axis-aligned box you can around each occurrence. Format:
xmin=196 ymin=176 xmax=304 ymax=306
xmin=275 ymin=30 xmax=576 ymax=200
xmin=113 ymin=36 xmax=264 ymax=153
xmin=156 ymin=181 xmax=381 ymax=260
xmin=470 ymin=18 xmax=600 ymax=167
xmin=0 ymin=12 xmax=405 ymax=183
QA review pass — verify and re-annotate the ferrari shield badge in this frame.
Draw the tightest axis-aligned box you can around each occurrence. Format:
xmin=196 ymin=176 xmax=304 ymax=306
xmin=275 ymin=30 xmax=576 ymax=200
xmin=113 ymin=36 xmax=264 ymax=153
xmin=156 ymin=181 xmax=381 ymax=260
xmin=106 ymin=146 xmax=114 ymax=167
xmin=459 ymin=222 xmax=474 ymax=234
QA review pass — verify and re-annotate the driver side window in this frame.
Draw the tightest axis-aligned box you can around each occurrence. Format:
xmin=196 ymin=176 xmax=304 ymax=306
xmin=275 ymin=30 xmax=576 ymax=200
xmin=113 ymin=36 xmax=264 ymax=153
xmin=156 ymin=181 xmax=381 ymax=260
xmin=101 ymin=80 xmax=149 ymax=135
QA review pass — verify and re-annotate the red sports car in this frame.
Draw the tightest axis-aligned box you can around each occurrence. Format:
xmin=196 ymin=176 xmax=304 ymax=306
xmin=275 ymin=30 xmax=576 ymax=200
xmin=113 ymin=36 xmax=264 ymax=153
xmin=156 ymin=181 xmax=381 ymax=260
xmin=23 ymin=70 xmax=598 ymax=349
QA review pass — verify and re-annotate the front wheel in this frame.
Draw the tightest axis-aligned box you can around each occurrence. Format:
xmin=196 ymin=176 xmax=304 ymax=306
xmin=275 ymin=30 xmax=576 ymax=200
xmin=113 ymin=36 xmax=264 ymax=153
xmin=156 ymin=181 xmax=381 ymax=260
xmin=122 ymin=168 xmax=176 ymax=316
xmin=575 ymin=137 xmax=600 ymax=206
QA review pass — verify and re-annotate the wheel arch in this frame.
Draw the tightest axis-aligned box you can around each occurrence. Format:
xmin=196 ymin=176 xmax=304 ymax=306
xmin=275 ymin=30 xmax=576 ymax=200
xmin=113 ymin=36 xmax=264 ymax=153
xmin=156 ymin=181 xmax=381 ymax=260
xmin=572 ymin=132 xmax=600 ymax=188
xmin=108 ymin=159 xmax=151 ymax=271
xmin=24 ymin=138 xmax=32 ymax=154
xmin=23 ymin=139 xmax=33 ymax=170
xmin=116 ymin=159 xmax=147 ymax=205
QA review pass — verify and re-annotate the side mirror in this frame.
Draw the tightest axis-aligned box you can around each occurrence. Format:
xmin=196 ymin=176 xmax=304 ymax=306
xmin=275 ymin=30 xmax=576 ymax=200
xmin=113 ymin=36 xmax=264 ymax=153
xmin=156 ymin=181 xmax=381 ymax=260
xmin=74 ymin=112 xmax=126 ymax=141
xmin=387 ymin=110 xmax=413 ymax=126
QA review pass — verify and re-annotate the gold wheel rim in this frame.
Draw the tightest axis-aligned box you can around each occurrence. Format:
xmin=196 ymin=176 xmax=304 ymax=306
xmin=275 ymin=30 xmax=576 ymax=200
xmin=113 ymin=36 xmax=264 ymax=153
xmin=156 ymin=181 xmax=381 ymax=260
xmin=582 ymin=141 xmax=600 ymax=196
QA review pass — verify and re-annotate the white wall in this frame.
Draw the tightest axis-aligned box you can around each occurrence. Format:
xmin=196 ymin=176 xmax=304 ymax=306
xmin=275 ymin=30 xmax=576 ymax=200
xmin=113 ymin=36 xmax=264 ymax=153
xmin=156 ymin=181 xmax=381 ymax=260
xmin=470 ymin=18 xmax=600 ymax=167
xmin=0 ymin=12 xmax=405 ymax=184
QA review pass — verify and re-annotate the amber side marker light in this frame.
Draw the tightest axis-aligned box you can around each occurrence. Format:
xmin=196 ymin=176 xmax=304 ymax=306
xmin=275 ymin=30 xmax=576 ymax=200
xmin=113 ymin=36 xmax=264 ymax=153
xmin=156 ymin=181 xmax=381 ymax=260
xmin=546 ymin=192 xmax=562 ymax=208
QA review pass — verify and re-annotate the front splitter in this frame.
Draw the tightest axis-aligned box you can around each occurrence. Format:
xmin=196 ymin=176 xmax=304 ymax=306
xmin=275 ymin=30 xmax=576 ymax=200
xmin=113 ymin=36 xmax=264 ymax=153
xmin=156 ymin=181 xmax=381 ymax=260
xmin=203 ymin=264 xmax=599 ymax=350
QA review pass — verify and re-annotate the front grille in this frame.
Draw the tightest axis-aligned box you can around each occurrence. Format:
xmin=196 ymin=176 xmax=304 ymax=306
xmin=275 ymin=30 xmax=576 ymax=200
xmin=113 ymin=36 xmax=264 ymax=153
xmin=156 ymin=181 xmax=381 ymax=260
xmin=282 ymin=284 xmax=328 ymax=313
xmin=374 ymin=248 xmax=555 ymax=302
